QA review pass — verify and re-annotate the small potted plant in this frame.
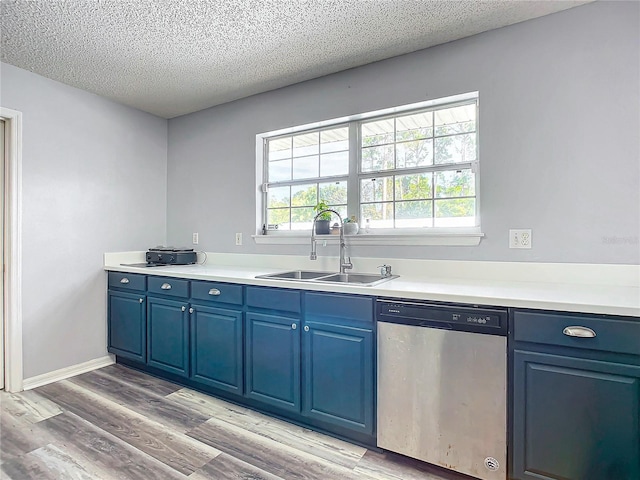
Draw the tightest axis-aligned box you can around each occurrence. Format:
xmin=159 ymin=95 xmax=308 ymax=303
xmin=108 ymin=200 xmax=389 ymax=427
xmin=343 ymin=215 xmax=359 ymax=235
xmin=313 ymin=200 xmax=332 ymax=234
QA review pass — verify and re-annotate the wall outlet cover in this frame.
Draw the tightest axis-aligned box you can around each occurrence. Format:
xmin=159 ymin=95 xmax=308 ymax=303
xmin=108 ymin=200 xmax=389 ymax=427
xmin=509 ymin=229 xmax=532 ymax=249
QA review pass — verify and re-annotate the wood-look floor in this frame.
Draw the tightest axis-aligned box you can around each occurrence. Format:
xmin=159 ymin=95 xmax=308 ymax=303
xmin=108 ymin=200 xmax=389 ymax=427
xmin=1 ymin=364 xmax=471 ymax=480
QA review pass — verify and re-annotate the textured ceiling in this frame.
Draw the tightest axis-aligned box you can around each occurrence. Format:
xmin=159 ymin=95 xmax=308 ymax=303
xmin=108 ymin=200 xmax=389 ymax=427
xmin=1 ymin=0 xmax=590 ymax=118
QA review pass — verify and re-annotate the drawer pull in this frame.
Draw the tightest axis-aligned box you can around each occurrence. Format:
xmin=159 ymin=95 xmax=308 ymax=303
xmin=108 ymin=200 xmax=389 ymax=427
xmin=139 ymin=298 xmax=144 ymax=304
xmin=160 ymin=283 xmax=172 ymax=290
xmin=563 ymin=326 xmax=596 ymax=338
xmin=208 ymin=288 xmax=221 ymax=296
xmin=120 ymin=278 xmax=130 ymax=284
xmin=181 ymin=306 xmax=186 ymax=312
xmin=291 ymin=323 xmax=297 ymax=330
xmin=189 ymin=307 xmax=194 ymax=314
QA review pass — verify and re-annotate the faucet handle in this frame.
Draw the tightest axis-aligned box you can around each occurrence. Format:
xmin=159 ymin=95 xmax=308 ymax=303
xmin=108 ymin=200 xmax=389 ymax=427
xmin=378 ymin=264 xmax=392 ymax=277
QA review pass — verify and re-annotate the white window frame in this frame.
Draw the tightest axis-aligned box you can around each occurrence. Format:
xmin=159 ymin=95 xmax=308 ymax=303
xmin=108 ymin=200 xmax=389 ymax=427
xmin=254 ymin=92 xmax=484 ymax=246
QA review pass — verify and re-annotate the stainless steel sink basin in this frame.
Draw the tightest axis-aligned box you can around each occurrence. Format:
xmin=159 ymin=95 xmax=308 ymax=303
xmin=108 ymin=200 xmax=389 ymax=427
xmin=256 ymin=270 xmax=398 ymax=286
xmin=319 ymin=273 xmax=399 ymax=286
xmin=256 ymin=270 xmax=333 ymax=280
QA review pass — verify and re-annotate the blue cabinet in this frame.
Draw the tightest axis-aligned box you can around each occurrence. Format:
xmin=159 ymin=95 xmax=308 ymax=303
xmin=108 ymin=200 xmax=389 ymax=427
xmin=302 ymin=320 xmax=373 ymax=435
xmin=107 ymin=272 xmax=146 ymax=362
xmin=107 ymin=274 xmax=376 ymax=444
xmin=512 ymin=310 xmax=640 ymax=480
xmin=190 ymin=304 xmax=243 ymax=394
xmin=303 ymin=292 xmax=375 ymax=437
xmin=107 ymin=290 xmax=146 ymax=362
xmin=245 ymin=312 xmax=301 ymax=412
xmin=147 ymin=296 xmax=189 ymax=377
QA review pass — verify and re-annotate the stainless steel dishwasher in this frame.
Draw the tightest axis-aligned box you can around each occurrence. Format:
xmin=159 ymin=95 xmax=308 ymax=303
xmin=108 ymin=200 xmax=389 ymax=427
xmin=377 ymin=299 xmax=508 ymax=480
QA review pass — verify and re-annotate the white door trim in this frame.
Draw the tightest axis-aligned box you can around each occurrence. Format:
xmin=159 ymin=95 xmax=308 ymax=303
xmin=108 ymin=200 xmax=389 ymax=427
xmin=1 ymin=107 xmax=23 ymax=392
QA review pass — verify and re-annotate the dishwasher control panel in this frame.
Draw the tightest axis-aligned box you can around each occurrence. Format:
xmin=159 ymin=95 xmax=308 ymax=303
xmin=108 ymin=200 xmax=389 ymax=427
xmin=377 ymin=299 xmax=508 ymax=335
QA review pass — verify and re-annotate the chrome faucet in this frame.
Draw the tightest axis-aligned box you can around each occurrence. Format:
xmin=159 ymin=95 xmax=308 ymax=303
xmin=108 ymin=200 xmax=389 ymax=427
xmin=310 ymin=209 xmax=353 ymax=274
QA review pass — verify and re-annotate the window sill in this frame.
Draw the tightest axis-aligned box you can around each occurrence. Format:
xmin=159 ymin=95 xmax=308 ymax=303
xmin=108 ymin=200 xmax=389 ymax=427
xmin=252 ymin=232 xmax=484 ymax=246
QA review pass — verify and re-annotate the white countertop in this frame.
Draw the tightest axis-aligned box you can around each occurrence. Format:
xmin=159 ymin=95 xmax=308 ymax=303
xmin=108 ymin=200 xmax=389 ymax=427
xmin=104 ymin=256 xmax=640 ymax=317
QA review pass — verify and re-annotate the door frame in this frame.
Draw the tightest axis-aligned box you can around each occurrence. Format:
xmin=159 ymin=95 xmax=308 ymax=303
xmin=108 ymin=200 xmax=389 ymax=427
xmin=1 ymin=107 xmax=23 ymax=392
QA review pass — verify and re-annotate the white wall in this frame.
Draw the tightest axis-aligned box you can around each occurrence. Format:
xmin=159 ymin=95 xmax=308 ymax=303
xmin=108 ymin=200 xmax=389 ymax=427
xmin=167 ymin=1 xmax=639 ymax=264
xmin=0 ymin=63 xmax=168 ymax=379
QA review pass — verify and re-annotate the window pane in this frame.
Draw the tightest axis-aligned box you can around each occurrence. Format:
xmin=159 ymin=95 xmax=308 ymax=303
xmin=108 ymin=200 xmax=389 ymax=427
xmin=293 ymin=132 xmax=319 ymax=157
xmin=361 ymin=177 xmax=393 ymax=203
xmin=321 ymin=151 xmax=348 ymax=176
xmin=267 ymin=186 xmax=290 ymax=208
xmin=268 ymin=159 xmax=291 ymax=181
xmin=361 ymin=202 xmax=394 ymax=228
xmin=435 ymin=170 xmax=475 ymax=198
xmin=321 ymin=127 xmax=348 ymax=153
xmin=395 ymin=173 xmax=432 ymax=201
xmin=267 ymin=208 xmax=290 ymax=228
xmin=435 ymin=104 xmax=476 ymax=136
xmin=396 ymin=112 xmax=433 ymax=141
xmin=268 ymin=137 xmax=291 ymax=161
xmin=434 ymin=198 xmax=476 ymax=227
xmin=362 ymin=119 xmax=394 ymax=146
xmin=396 ymin=200 xmax=433 ymax=228
xmin=319 ymin=181 xmax=347 ymax=205
xmin=325 ymin=205 xmax=347 ymax=221
xmin=396 ymin=139 xmax=433 ymax=168
xmin=291 ymin=207 xmax=315 ymax=230
xmin=434 ymin=133 xmax=476 ymax=164
xmin=361 ymin=144 xmax=394 ymax=172
xmin=292 ymin=155 xmax=319 ymax=179
xmin=291 ymin=184 xmax=317 ymax=207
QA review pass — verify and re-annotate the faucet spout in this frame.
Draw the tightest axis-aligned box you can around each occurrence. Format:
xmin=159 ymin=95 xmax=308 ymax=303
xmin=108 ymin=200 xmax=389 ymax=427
xmin=310 ymin=209 xmax=353 ymax=274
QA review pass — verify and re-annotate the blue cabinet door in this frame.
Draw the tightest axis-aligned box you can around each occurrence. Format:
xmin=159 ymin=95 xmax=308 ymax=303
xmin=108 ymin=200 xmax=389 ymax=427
xmin=512 ymin=350 xmax=640 ymax=480
xmin=108 ymin=290 xmax=146 ymax=362
xmin=245 ymin=312 xmax=300 ymax=412
xmin=190 ymin=304 xmax=243 ymax=394
xmin=302 ymin=321 xmax=374 ymax=435
xmin=147 ymin=296 xmax=189 ymax=377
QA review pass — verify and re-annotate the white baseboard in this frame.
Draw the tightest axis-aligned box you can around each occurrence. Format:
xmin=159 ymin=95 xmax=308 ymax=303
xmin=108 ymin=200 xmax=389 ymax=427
xmin=23 ymin=355 xmax=115 ymax=391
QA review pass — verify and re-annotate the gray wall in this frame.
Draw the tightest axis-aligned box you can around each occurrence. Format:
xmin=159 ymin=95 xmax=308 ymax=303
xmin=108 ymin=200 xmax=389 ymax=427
xmin=1 ymin=63 xmax=168 ymax=378
xmin=167 ymin=1 xmax=639 ymax=264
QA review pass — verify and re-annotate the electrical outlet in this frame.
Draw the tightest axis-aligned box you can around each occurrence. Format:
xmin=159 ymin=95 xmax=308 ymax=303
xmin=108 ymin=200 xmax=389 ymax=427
xmin=192 ymin=232 xmax=199 ymax=245
xmin=235 ymin=232 xmax=242 ymax=245
xmin=509 ymin=229 xmax=532 ymax=249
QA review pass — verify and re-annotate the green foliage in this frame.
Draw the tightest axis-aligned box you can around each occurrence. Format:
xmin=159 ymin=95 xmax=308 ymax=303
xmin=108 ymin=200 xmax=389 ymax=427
xmin=314 ymin=200 xmax=332 ymax=220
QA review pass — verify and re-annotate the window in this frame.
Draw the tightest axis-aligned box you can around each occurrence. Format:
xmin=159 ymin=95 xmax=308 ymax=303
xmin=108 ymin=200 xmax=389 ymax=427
xmin=259 ymin=92 xmax=480 ymax=240
xmin=265 ymin=126 xmax=350 ymax=230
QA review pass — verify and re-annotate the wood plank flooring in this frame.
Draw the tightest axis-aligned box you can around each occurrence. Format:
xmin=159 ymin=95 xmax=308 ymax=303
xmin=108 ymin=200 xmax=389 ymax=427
xmin=1 ymin=364 xmax=472 ymax=480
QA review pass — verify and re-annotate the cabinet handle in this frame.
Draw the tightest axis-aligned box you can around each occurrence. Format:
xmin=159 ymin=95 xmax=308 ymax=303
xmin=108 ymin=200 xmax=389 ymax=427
xmin=139 ymin=298 xmax=144 ymax=303
xmin=208 ymin=288 xmax=221 ymax=296
xmin=120 ymin=278 xmax=130 ymax=284
xmin=291 ymin=323 xmax=297 ymax=330
xmin=160 ymin=283 xmax=172 ymax=290
xmin=189 ymin=307 xmax=194 ymax=314
xmin=181 ymin=306 xmax=186 ymax=312
xmin=563 ymin=326 xmax=596 ymax=338
xmin=304 ymin=325 xmax=309 ymax=332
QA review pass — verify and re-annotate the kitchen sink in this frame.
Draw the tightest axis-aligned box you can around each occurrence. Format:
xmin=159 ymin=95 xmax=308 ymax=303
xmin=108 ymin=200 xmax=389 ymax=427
xmin=256 ymin=270 xmax=398 ymax=286
xmin=256 ymin=270 xmax=333 ymax=280
xmin=316 ymin=273 xmax=398 ymax=286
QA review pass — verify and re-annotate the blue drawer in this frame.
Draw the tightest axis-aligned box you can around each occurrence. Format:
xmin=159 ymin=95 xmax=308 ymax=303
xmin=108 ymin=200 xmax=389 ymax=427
xmin=191 ymin=281 xmax=243 ymax=305
xmin=108 ymin=272 xmax=146 ymax=292
xmin=246 ymin=286 xmax=301 ymax=314
xmin=305 ymin=292 xmax=373 ymax=323
xmin=148 ymin=276 xmax=189 ymax=298
xmin=514 ymin=310 xmax=640 ymax=356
